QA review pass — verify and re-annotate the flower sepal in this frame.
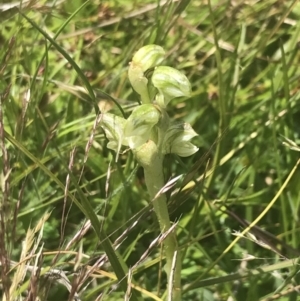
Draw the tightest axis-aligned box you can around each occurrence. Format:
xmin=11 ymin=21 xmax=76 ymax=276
xmin=124 ymin=104 xmax=161 ymax=149
xmin=162 ymin=122 xmax=198 ymax=157
xmin=128 ymin=45 xmax=165 ymax=104
xmin=152 ymin=66 xmax=191 ymax=108
xmin=99 ymin=113 xmax=128 ymax=161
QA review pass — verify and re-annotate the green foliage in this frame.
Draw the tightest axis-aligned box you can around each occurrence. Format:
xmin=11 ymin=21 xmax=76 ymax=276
xmin=1 ymin=0 xmax=300 ymax=300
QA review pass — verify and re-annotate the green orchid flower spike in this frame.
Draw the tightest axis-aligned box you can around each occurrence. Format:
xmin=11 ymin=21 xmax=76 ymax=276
xmin=100 ymin=44 xmax=198 ymax=301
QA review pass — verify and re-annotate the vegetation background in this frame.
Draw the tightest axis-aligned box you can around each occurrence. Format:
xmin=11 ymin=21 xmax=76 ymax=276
xmin=1 ymin=0 xmax=300 ymax=300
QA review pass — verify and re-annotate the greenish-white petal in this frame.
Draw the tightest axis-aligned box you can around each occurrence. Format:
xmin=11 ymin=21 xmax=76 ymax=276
xmin=100 ymin=113 xmax=126 ymax=160
xmin=124 ymin=104 xmax=161 ymax=138
xmin=132 ymin=45 xmax=165 ymax=72
xmin=163 ymin=122 xmax=198 ymax=157
xmin=171 ymin=142 xmax=199 ymax=157
xmin=152 ymin=66 xmax=191 ymax=107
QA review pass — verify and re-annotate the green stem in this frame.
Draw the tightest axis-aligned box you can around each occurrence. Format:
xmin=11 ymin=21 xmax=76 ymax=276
xmin=134 ymin=140 xmax=181 ymax=301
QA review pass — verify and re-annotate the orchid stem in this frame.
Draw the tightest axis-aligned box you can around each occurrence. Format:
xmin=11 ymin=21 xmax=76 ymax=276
xmin=134 ymin=141 xmax=181 ymax=301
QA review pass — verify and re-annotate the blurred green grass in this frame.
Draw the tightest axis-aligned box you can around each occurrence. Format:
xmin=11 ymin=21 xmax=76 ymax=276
xmin=1 ymin=0 xmax=300 ymax=300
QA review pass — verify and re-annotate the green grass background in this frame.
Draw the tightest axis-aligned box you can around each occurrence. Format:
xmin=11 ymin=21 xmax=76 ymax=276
xmin=1 ymin=0 xmax=300 ymax=300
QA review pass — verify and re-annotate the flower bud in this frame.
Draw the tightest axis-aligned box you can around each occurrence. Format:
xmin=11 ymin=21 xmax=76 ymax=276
xmin=152 ymin=66 xmax=191 ymax=108
xmin=124 ymin=104 xmax=161 ymax=149
xmin=131 ymin=45 xmax=165 ymax=72
xmin=128 ymin=45 xmax=165 ymax=104
xmin=163 ymin=122 xmax=198 ymax=157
